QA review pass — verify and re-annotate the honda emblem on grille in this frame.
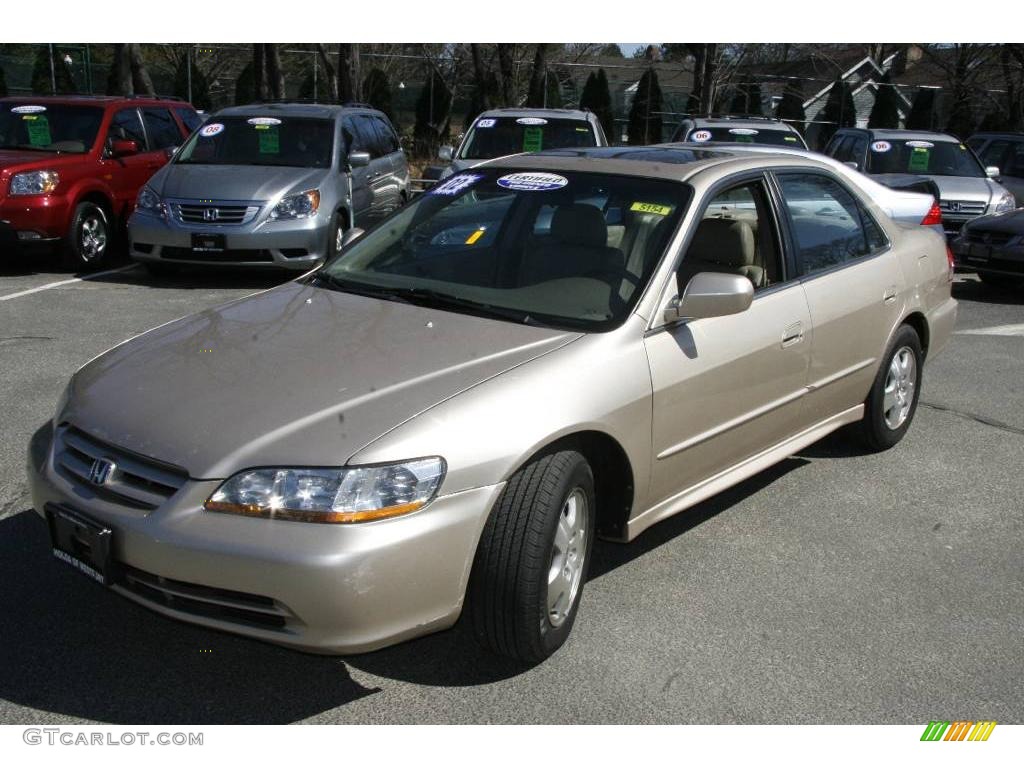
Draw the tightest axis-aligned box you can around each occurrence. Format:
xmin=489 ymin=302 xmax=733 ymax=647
xmin=88 ymin=458 xmax=116 ymax=486
xmin=203 ymin=207 xmax=219 ymax=222
xmin=948 ymin=201 xmax=962 ymax=213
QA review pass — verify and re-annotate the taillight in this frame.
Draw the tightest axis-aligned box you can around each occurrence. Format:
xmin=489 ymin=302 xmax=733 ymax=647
xmin=946 ymin=245 xmax=956 ymax=282
xmin=922 ymin=202 xmax=943 ymax=226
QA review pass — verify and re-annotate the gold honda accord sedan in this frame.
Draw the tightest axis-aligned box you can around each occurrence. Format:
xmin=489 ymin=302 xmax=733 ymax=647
xmin=28 ymin=146 xmax=957 ymax=663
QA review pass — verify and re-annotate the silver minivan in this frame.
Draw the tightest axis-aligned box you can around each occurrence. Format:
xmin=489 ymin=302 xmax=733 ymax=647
xmin=128 ymin=102 xmax=408 ymax=271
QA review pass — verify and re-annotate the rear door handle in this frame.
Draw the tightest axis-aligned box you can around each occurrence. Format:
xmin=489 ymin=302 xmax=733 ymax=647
xmin=883 ymin=286 xmax=898 ymax=303
xmin=782 ymin=321 xmax=804 ymax=348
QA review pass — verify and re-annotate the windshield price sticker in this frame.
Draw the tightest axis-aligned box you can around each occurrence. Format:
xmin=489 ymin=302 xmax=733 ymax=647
xmin=630 ymin=202 xmax=673 ymax=216
xmin=258 ymin=127 xmax=280 ymax=154
xmin=430 ymin=173 xmax=484 ymax=196
xmin=497 ymin=172 xmax=568 ymax=191
xmin=871 ymin=140 xmax=892 ymax=153
xmin=908 ymin=148 xmax=930 ymax=172
xmin=784 ymin=135 xmax=798 ymax=142
xmin=691 ymin=130 xmax=713 ymax=142
xmin=522 ymin=126 xmax=544 ymax=153
xmin=11 ymin=105 xmax=47 ymax=114
xmin=26 ymin=115 xmax=52 ymax=146
xmin=729 ymin=128 xmax=758 ymax=135
xmin=248 ymin=117 xmax=282 ymax=126
xmin=199 ymin=123 xmax=224 ymax=137
xmin=516 ymin=117 xmax=548 ymax=126
xmin=476 ymin=118 xmax=496 ymax=128
xmin=906 ymin=140 xmax=935 ymax=148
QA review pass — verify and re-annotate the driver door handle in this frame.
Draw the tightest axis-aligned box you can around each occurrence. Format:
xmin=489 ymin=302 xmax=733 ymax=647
xmin=782 ymin=321 xmax=804 ymax=348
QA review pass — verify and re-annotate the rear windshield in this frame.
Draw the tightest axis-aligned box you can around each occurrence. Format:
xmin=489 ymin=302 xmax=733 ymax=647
xmin=0 ymin=102 xmax=104 ymax=153
xmin=682 ymin=126 xmax=806 ymax=148
xmin=458 ymin=117 xmax=598 ymax=160
xmin=175 ymin=115 xmax=335 ymax=168
xmin=865 ymin=139 xmax=985 ymax=178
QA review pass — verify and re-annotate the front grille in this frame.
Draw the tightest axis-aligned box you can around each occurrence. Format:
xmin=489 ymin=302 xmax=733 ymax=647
xmin=54 ymin=425 xmax=188 ymax=511
xmin=939 ymin=199 xmax=987 ymax=217
xmin=172 ymin=202 xmax=259 ymax=225
xmin=161 ymin=247 xmax=275 ymax=263
xmin=118 ymin=564 xmax=292 ymax=631
xmin=964 ymin=230 xmax=1016 ymax=246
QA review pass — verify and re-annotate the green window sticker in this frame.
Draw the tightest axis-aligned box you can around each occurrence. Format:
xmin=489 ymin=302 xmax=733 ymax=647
xmin=908 ymin=147 xmax=930 ymax=172
xmin=257 ymin=125 xmax=279 ymax=154
xmin=24 ymin=114 xmax=52 ymax=147
xmin=522 ymin=126 xmax=543 ymax=153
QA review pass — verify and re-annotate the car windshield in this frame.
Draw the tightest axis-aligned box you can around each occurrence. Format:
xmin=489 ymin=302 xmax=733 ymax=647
xmin=865 ymin=138 xmax=985 ymax=178
xmin=683 ymin=126 xmax=804 ymax=147
xmin=316 ymin=169 xmax=691 ymax=331
xmin=0 ymin=102 xmax=104 ymax=153
xmin=175 ymin=116 xmax=334 ymax=168
xmin=458 ymin=117 xmax=598 ymax=160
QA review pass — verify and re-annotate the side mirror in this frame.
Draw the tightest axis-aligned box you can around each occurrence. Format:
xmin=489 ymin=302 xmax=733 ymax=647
xmin=110 ymin=138 xmax=139 ymax=157
xmin=164 ymin=145 xmax=179 ymax=160
xmin=438 ymin=145 xmax=454 ymax=162
xmin=663 ymin=272 xmax=754 ymax=324
xmin=986 ymin=166 xmax=1001 ymax=178
xmin=844 ymin=160 xmax=859 ymax=170
xmin=340 ymin=227 xmax=365 ymax=249
xmin=348 ymin=151 xmax=370 ymax=169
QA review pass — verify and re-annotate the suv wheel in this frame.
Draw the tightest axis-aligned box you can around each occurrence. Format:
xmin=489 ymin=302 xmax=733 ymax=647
xmin=468 ymin=448 xmax=596 ymax=663
xmin=858 ymin=325 xmax=923 ymax=451
xmin=65 ymin=202 xmax=110 ymax=270
xmin=329 ymin=213 xmax=346 ymax=259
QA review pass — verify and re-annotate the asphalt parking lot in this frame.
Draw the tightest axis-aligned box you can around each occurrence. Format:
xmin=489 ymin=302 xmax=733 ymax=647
xmin=0 ymin=260 xmax=1021 ymax=725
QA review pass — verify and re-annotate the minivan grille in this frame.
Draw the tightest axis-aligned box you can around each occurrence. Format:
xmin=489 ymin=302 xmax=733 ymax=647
xmin=54 ymin=425 xmax=188 ymax=511
xmin=172 ymin=202 xmax=259 ymax=225
xmin=939 ymin=199 xmax=987 ymax=217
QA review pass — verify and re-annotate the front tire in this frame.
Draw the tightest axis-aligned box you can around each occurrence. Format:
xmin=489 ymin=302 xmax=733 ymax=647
xmin=468 ymin=449 xmax=596 ymax=664
xmin=858 ymin=325 xmax=923 ymax=451
xmin=327 ymin=212 xmax=346 ymax=259
xmin=64 ymin=202 xmax=111 ymax=270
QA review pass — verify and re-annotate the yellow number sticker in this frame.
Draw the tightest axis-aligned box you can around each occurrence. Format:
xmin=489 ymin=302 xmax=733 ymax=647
xmin=630 ymin=202 xmax=672 ymax=216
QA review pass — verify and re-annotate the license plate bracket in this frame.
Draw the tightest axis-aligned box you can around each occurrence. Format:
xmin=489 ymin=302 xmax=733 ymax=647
xmin=191 ymin=233 xmax=226 ymax=252
xmin=46 ymin=505 xmax=113 ymax=585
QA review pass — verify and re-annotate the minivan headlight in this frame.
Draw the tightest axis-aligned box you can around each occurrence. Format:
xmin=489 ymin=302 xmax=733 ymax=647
xmin=10 ymin=170 xmax=59 ymax=196
xmin=204 ymin=457 xmax=446 ymax=523
xmin=135 ymin=186 xmax=166 ymax=218
xmin=990 ymin=191 xmax=1016 ymax=214
xmin=270 ymin=189 xmax=320 ymax=220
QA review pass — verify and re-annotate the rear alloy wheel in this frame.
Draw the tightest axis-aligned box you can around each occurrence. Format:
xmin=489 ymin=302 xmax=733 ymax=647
xmin=65 ymin=202 xmax=110 ymax=270
xmin=858 ymin=325 xmax=923 ymax=451
xmin=468 ymin=449 xmax=596 ymax=663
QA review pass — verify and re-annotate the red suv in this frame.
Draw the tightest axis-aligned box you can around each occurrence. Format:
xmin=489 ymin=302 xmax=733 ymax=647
xmin=0 ymin=95 xmax=200 ymax=269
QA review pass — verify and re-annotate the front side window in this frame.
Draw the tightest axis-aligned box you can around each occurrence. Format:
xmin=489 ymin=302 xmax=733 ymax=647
xmin=777 ymin=173 xmax=882 ymax=276
xmin=175 ymin=116 xmax=334 ymax=168
xmin=316 ymin=170 xmax=691 ymax=331
xmin=108 ymin=108 xmax=147 ymax=148
xmin=0 ymin=102 xmax=104 ymax=153
xmin=174 ymin=107 xmax=203 ymax=133
xmin=142 ymin=107 xmax=182 ymax=149
xmin=459 ymin=117 xmax=598 ymax=160
xmin=865 ymin=138 xmax=985 ymax=177
xmin=978 ymin=139 xmax=1010 ymax=171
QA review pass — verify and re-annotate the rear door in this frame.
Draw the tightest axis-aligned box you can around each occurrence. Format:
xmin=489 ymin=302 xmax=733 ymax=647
xmin=366 ymin=114 xmax=405 ymax=214
xmin=773 ymin=170 xmax=904 ymax=425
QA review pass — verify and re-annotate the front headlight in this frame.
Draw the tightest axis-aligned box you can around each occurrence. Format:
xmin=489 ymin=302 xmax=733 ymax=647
xmin=204 ymin=457 xmax=446 ymax=524
xmin=270 ymin=189 xmax=320 ymax=220
xmin=135 ymin=186 xmax=166 ymax=218
xmin=990 ymin=192 xmax=1016 ymax=215
xmin=10 ymin=169 xmax=60 ymax=196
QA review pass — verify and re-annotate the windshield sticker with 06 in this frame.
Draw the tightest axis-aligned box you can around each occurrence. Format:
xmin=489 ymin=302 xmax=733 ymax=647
xmin=871 ymin=140 xmax=892 ymax=153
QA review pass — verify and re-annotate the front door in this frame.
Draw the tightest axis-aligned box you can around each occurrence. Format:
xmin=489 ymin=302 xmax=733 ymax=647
xmin=100 ymin=107 xmax=159 ymax=216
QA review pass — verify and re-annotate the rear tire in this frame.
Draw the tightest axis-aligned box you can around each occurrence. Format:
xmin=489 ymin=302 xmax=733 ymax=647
xmin=468 ymin=449 xmax=596 ymax=664
xmin=63 ymin=202 xmax=111 ymax=271
xmin=858 ymin=325 xmax=923 ymax=451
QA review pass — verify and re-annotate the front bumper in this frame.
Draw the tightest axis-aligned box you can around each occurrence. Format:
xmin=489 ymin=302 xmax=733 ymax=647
xmin=28 ymin=422 xmax=501 ymax=654
xmin=128 ymin=210 xmax=328 ymax=271
xmin=0 ymin=194 xmax=68 ymax=254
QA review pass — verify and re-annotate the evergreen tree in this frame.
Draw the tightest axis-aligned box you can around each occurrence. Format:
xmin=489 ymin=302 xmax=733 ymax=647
xmin=235 ymin=61 xmax=255 ymax=105
xmin=578 ymin=69 xmax=614 ymax=143
xmin=0 ymin=64 xmax=7 ymax=97
xmin=868 ymin=72 xmax=900 ymax=129
xmin=729 ymin=81 xmax=764 ymax=115
xmin=776 ymin=80 xmax=806 ymax=134
xmin=978 ymin=110 xmax=1010 ymax=132
xmin=298 ymin=70 xmax=316 ymax=100
xmin=817 ymin=78 xmax=855 ymax=149
xmin=906 ymin=88 xmax=936 ymax=130
xmin=174 ymin=54 xmax=211 ymax=110
xmin=945 ymin=95 xmax=976 ymax=140
xmin=464 ymin=71 xmax=498 ymax=132
xmin=544 ymin=71 xmax=563 ymax=108
xmin=32 ymin=45 xmax=75 ymax=94
xmin=362 ymin=68 xmax=394 ymax=121
xmin=413 ymin=69 xmax=452 ymax=157
xmin=627 ymin=68 xmax=663 ymax=145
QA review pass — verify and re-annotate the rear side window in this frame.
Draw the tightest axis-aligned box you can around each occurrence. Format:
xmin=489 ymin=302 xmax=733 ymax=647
xmin=174 ymin=107 xmax=203 ymax=133
xmin=370 ymin=115 xmax=400 ymax=154
xmin=142 ymin=108 xmax=181 ymax=149
xmin=108 ymin=108 xmax=146 ymax=148
xmin=777 ymin=173 xmax=885 ymax=276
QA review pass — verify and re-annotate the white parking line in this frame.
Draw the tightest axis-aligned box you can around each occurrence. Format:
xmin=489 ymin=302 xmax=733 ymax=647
xmin=956 ymin=323 xmax=1024 ymax=337
xmin=0 ymin=265 xmax=136 ymax=302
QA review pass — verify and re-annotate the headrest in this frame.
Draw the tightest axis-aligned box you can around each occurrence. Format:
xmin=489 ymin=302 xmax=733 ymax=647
xmin=551 ymin=204 xmax=608 ymax=248
xmin=688 ymin=217 xmax=755 ymax=268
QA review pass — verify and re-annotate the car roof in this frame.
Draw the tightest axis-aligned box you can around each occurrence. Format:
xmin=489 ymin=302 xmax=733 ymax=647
xmin=0 ymin=94 xmax=189 ymax=107
xmin=845 ymin=128 xmax=961 ymax=143
xmin=217 ymin=102 xmax=381 ymax=119
xmin=476 ymin=107 xmax=592 ymax=122
xmin=478 ymin=145 xmax=829 ymax=182
xmin=687 ymin=117 xmax=797 ymax=132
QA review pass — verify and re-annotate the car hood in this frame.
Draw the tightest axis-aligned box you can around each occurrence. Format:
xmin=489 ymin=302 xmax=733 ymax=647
xmin=65 ymin=281 xmax=578 ymax=478
xmin=152 ymin=163 xmax=327 ymax=202
xmin=872 ymin=173 xmax=997 ymax=204
xmin=0 ymin=149 xmax=94 ymax=175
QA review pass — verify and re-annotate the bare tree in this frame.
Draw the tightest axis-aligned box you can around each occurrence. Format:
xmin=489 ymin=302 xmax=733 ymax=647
xmin=252 ymin=43 xmax=266 ymax=100
xmin=337 ymin=44 xmax=361 ymax=103
xmin=315 ymin=44 xmax=338 ymax=102
xmin=264 ymin=44 xmax=286 ymax=99
xmin=107 ymin=43 xmax=133 ymax=95
xmin=497 ymin=44 xmax=516 ymax=106
xmin=525 ymin=44 xmax=551 ymax=107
